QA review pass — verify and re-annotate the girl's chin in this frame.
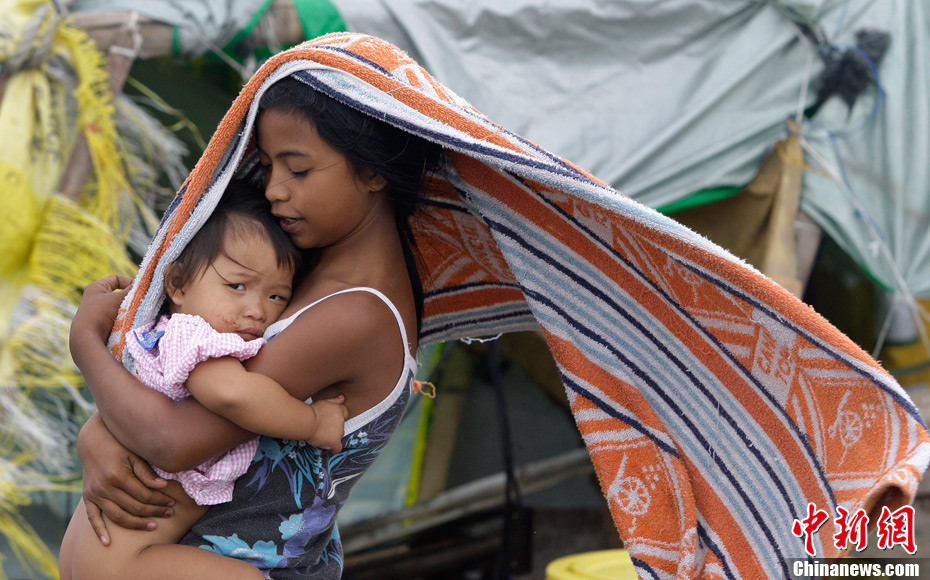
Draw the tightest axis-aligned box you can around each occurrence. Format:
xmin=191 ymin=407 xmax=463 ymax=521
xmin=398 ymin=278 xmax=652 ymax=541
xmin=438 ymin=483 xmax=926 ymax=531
xmin=287 ymin=230 xmax=316 ymax=250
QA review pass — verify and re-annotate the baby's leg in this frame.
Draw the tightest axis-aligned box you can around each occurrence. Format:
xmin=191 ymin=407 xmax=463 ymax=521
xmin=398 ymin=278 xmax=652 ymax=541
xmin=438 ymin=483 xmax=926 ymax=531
xmin=59 ymin=481 xmax=264 ymax=580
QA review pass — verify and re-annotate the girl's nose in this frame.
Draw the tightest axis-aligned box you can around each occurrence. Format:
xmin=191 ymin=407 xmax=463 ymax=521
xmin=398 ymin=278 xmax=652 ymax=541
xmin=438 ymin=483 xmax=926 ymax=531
xmin=263 ymin=169 xmax=289 ymax=202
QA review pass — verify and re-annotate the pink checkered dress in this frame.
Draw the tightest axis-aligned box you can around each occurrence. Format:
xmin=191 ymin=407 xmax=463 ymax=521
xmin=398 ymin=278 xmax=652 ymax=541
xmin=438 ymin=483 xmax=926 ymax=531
xmin=126 ymin=313 xmax=264 ymax=505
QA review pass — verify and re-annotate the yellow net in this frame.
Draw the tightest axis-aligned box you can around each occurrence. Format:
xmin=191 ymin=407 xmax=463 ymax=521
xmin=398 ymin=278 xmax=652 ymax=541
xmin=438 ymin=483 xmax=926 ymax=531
xmin=0 ymin=2 xmax=144 ymax=577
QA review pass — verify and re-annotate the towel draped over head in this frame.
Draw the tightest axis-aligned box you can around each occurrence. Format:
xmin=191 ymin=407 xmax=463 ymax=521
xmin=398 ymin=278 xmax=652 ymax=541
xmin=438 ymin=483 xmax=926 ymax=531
xmin=112 ymin=32 xmax=929 ymax=579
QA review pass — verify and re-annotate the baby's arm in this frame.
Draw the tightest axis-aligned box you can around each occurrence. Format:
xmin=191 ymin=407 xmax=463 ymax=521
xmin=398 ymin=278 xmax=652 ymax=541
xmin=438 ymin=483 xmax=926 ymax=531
xmin=186 ymin=357 xmax=348 ymax=452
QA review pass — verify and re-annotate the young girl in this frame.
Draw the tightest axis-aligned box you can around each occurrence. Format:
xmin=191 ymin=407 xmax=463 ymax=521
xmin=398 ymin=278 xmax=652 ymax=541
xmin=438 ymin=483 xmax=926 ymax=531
xmin=68 ymin=76 xmax=442 ymax=577
xmin=58 ymin=182 xmax=348 ymax=580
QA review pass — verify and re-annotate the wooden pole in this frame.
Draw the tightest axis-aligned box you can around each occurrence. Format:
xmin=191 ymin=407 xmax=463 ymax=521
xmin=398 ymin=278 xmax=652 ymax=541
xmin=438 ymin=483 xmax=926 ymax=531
xmin=59 ymin=1 xmax=305 ymax=200
xmin=58 ymin=12 xmax=140 ymax=200
xmin=416 ymin=345 xmax=473 ymax=502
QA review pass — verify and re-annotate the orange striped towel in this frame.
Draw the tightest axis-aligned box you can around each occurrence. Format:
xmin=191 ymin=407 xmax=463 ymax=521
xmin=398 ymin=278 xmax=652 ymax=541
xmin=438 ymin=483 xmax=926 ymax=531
xmin=112 ymin=33 xmax=929 ymax=578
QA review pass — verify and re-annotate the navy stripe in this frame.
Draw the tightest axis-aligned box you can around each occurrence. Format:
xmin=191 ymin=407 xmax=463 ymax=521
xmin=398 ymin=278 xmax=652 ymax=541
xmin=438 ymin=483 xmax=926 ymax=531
xmin=697 ymin=524 xmax=740 ymax=580
xmin=289 ymin=71 xmax=608 ymax=187
xmin=424 ymin=281 xmax=523 ymax=299
xmin=629 ymin=557 xmax=660 ymax=580
xmin=420 ymin=309 xmax=534 ymax=342
xmin=158 ymin=181 xmax=188 ymax=233
xmin=516 ymin=281 xmax=792 ymax=570
xmin=296 ymin=46 xmax=392 ymax=77
xmin=538 ymin=169 xmax=919 ymax=455
xmin=420 ymin=197 xmax=470 ymax=213
xmin=507 ymin=130 xmax=581 ymax=176
xmin=212 ymin=125 xmax=246 ymax=183
xmin=561 ymin=374 xmax=680 ymax=458
xmin=486 ymin=216 xmax=790 ymax=567
xmin=530 ymin=183 xmax=838 ymax=509
xmin=295 ymin=65 xmax=565 ymax=174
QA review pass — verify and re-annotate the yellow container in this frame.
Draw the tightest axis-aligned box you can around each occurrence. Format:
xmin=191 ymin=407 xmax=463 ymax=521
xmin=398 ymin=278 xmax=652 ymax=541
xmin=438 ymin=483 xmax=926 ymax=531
xmin=546 ymin=549 xmax=638 ymax=580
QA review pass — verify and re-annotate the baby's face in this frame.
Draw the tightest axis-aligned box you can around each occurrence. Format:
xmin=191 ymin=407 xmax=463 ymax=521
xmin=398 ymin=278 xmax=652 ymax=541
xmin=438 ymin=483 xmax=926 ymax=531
xmin=169 ymin=232 xmax=294 ymax=341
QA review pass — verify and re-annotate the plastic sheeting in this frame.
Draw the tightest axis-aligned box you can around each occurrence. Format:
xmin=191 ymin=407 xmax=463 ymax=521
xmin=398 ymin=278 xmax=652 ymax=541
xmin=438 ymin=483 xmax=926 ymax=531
xmin=798 ymin=1 xmax=930 ymax=300
xmin=340 ymin=0 xmax=803 ymax=206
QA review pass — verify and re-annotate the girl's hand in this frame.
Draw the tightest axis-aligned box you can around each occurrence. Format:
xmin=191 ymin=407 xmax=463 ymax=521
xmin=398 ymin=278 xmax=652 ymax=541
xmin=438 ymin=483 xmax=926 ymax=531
xmin=306 ymin=395 xmax=349 ymax=453
xmin=70 ymin=274 xmax=133 ymax=348
xmin=77 ymin=414 xmax=175 ymax=545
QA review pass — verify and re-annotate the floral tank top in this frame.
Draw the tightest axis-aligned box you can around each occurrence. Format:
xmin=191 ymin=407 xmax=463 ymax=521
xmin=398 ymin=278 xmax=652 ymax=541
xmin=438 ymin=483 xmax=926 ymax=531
xmin=179 ymin=288 xmax=418 ymax=579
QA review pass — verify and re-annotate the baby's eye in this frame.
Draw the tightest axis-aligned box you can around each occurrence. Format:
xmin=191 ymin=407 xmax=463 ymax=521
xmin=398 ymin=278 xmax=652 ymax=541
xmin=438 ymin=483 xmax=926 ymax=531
xmin=270 ymin=294 xmax=289 ymax=303
xmin=228 ymin=283 xmax=246 ymax=291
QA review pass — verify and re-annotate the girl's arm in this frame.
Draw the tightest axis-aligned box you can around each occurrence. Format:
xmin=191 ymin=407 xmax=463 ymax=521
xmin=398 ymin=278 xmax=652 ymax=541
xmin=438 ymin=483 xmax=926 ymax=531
xmin=185 ymin=358 xmax=347 ymax=451
xmin=71 ymin=276 xmax=391 ymax=470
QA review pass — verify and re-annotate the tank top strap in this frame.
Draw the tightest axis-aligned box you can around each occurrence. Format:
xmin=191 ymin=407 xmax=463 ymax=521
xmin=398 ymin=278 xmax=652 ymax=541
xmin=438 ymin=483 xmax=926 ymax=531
xmin=264 ymin=287 xmax=417 ymax=368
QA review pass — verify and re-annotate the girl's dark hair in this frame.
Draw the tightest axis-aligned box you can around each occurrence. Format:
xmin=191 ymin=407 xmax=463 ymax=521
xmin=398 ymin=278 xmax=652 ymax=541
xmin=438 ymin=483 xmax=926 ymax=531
xmin=257 ymin=77 xmax=444 ymax=333
xmin=166 ymin=179 xmax=302 ymax=295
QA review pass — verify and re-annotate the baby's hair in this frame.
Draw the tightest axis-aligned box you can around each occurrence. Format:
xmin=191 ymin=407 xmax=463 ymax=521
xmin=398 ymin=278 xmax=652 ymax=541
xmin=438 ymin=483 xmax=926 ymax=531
xmin=165 ymin=179 xmax=302 ymax=295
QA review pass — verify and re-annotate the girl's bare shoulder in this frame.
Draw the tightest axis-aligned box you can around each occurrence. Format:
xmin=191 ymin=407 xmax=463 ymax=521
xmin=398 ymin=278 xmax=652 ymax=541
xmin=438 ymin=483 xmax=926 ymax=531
xmin=245 ymin=289 xmax=407 ymax=399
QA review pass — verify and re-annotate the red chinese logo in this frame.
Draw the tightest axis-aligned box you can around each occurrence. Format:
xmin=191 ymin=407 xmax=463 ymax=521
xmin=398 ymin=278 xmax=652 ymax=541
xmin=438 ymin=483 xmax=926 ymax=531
xmin=792 ymin=503 xmax=917 ymax=556
xmin=833 ymin=506 xmax=869 ymax=551
xmin=792 ymin=503 xmax=830 ymax=557
xmin=876 ymin=505 xmax=916 ymax=554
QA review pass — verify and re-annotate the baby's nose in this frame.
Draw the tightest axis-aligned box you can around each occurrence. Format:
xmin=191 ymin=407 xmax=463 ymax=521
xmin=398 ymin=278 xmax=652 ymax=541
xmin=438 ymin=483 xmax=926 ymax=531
xmin=243 ymin=298 xmax=265 ymax=320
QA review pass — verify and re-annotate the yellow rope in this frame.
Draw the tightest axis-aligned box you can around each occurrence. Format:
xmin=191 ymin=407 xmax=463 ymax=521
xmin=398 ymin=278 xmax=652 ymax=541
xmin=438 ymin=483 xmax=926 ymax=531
xmin=0 ymin=2 xmax=143 ymax=577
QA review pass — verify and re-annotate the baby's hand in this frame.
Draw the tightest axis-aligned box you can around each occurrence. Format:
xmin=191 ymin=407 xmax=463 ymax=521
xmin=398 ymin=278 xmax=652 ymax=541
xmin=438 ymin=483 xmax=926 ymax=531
xmin=308 ymin=395 xmax=348 ymax=453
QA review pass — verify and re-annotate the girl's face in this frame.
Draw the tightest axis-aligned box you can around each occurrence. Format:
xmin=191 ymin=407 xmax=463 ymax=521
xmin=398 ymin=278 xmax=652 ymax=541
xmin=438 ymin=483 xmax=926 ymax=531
xmin=255 ymin=108 xmax=387 ymax=250
xmin=166 ymin=231 xmax=294 ymax=340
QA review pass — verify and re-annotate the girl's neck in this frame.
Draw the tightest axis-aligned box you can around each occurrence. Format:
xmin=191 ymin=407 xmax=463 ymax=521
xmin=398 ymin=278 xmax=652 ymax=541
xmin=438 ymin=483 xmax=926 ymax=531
xmin=294 ymin=205 xmax=404 ymax=303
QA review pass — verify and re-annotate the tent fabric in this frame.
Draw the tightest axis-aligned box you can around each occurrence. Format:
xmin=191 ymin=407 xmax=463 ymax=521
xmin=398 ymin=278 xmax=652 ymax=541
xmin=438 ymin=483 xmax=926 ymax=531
xmin=112 ymin=33 xmax=928 ymax=578
xmin=336 ymin=0 xmax=816 ymax=208
xmin=798 ymin=1 xmax=930 ymax=298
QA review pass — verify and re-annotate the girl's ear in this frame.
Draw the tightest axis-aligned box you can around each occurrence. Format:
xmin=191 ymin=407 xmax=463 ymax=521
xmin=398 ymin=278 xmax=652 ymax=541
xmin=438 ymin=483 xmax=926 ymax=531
xmin=164 ymin=264 xmax=184 ymax=308
xmin=361 ymin=170 xmax=387 ymax=193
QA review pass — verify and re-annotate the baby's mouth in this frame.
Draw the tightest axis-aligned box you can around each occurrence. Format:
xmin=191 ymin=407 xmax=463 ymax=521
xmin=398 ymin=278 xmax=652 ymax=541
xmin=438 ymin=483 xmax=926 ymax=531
xmin=237 ymin=329 xmax=263 ymax=341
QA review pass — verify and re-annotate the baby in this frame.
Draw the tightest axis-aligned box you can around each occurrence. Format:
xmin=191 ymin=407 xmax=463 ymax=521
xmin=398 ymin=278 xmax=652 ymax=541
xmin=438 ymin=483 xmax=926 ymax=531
xmin=59 ymin=181 xmax=347 ymax=580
